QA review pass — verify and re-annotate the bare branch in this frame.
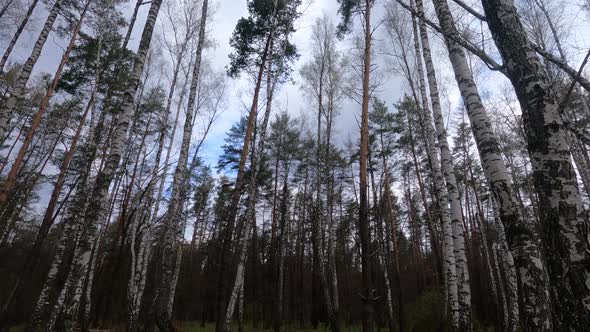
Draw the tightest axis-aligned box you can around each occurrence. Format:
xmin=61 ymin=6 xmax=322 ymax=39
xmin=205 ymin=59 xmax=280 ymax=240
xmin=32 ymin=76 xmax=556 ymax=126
xmin=395 ymin=0 xmax=505 ymax=73
xmin=450 ymin=0 xmax=487 ymax=22
xmin=534 ymin=45 xmax=590 ymax=93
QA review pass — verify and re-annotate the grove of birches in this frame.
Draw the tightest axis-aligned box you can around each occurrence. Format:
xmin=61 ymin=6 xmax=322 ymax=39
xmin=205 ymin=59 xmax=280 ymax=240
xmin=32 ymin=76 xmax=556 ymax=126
xmin=0 ymin=0 xmax=589 ymax=330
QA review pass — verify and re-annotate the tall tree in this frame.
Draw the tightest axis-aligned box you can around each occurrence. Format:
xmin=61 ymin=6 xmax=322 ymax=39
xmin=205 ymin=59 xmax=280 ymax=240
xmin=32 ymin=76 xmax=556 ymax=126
xmin=154 ymin=0 xmax=209 ymax=330
xmin=0 ymin=0 xmax=62 ymax=143
xmin=217 ymin=1 xmax=299 ymax=330
xmin=337 ymin=0 xmax=376 ymax=330
xmin=482 ymin=0 xmax=590 ymax=329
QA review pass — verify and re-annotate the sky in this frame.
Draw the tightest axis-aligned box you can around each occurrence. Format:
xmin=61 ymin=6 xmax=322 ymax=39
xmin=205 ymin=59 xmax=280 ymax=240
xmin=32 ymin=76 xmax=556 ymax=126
xmin=6 ymin=0 xmax=589 ymax=171
xmin=200 ymin=0 xmax=390 ymax=167
xmin=2 ymin=0 xmax=590 ymax=216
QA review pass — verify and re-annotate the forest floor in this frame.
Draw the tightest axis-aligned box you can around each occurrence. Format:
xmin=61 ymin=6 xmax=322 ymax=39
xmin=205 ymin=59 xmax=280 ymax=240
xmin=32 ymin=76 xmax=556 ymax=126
xmin=176 ymin=323 xmax=389 ymax=331
xmin=8 ymin=323 xmax=388 ymax=331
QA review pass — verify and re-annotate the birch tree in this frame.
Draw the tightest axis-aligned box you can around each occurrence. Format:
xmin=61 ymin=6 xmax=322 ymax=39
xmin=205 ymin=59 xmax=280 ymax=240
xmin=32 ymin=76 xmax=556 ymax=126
xmin=482 ymin=0 xmax=590 ymax=328
xmin=154 ymin=0 xmax=209 ymax=329
xmin=0 ymin=0 xmax=64 ymax=144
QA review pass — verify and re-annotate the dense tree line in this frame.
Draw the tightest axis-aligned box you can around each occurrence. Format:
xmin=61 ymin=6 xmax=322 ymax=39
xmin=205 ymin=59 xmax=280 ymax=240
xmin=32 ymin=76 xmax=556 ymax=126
xmin=0 ymin=0 xmax=589 ymax=331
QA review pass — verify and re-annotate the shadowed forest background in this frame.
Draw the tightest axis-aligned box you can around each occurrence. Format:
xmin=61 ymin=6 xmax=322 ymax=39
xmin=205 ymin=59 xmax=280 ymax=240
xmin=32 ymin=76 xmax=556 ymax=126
xmin=0 ymin=0 xmax=589 ymax=331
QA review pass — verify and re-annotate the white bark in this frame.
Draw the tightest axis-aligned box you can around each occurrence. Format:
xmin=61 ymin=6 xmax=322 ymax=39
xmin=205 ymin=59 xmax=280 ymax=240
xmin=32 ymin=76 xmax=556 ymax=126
xmin=482 ymin=0 xmax=590 ymax=329
xmin=493 ymin=200 xmax=519 ymax=332
xmin=155 ymin=0 xmax=208 ymax=326
xmin=412 ymin=1 xmax=471 ymax=326
xmin=492 ymin=244 xmax=509 ymax=331
xmin=409 ymin=0 xmax=459 ymax=325
xmin=418 ymin=0 xmax=554 ymax=327
xmin=0 ymin=0 xmax=62 ymax=142
xmin=0 ymin=0 xmax=40 ymax=70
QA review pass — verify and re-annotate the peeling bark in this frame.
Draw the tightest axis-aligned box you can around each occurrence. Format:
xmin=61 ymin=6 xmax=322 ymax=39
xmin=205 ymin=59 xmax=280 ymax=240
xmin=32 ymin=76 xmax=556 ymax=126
xmin=482 ymin=0 xmax=590 ymax=329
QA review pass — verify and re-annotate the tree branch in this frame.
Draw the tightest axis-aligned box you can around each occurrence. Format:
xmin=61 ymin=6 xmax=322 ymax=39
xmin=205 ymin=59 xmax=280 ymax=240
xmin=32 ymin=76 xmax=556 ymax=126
xmin=396 ymin=0 xmax=505 ymax=73
xmin=564 ymin=121 xmax=590 ymax=146
xmin=450 ymin=0 xmax=487 ymax=22
xmin=534 ymin=45 xmax=590 ymax=93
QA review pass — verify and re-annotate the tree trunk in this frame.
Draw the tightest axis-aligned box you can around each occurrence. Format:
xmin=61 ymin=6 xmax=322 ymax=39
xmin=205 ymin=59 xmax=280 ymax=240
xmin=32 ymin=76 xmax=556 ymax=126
xmin=122 ymin=0 xmax=144 ymax=49
xmin=358 ymin=1 xmax=375 ymax=331
xmin=482 ymin=0 xmax=590 ymax=329
xmin=0 ymin=87 xmax=95 ymax=323
xmin=0 ymin=0 xmax=40 ymax=71
xmin=0 ymin=0 xmax=62 ymax=143
xmin=49 ymin=1 xmax=162 ymax=328
xmin=492 ymin=199 xmax=519 ymax=332
xmin=215 ymin=26 xmax=273 ymax=332
xmin=0 ymin=0 xmax=78 ymax=204
xmin=0 ymin=0 xmax=15 ymax=21
xmin=417 ymin=0 xmax=555 ymax=328
xmin=155 ymin=1 xmax=208 ymax=329
xmin=223 ymin=32 xmax=285 ymax=329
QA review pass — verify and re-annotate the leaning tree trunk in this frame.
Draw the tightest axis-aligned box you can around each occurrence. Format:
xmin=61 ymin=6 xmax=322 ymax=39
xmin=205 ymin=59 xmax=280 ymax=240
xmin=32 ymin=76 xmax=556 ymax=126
xmin=223 ymin=34 xmax=285 ymax=329
xmin=53 ymin=0 xmax=163 ymax=327
xmin=0 ymin=0 xmax=62 ymax=143
xmin=403 ymin=6 xmax=460 ymax=324
xmin=0 ymin=0 xmax=85 ymax=205
xmin=411 ymin=2 xmax=471 ymax=327
xmin=215 ymin=27 xmax=273 ymax=332
xmin=0 ymin=86 xmax=96 ymax=324
xmin=417 ymin=0 xmax=554 ymax=328
xmin=154 ymin=2 xmax=208 ymax=329
xmin=0 ymin=0 xmax=40 ymax=71
xmin=481 ymin=0 xmax=590 ymax=329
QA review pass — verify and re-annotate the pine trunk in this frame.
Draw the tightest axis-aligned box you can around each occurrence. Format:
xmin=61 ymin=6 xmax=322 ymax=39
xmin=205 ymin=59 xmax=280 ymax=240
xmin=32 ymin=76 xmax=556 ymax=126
xmin=358 ymin=1 xmax=375 ymax=331
xmin=215 ymin=27 xmax=272 ymax=332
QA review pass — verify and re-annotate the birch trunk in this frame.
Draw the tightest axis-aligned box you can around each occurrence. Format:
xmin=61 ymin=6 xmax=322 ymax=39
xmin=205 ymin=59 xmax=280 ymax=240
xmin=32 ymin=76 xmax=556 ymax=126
xmin=416 ymin=0 xmax=554 ymax=328
xmin=533 ymin=0 xmax=590 ymax=199
xmin=411 ymin=1 xmax=471 ymax=326
xmin=28 ymin=72 xmax=112 ymax=332
xmin=155 ymin=1 xmax=208 ymax=328
xmin=122 ymin=0 xmax=143 ymax=49
xmin=0 ymin=0 xmax=62 ymax=142
xmin=493 ymin=199 xmax=519 ymax=332
xmin=273 ymin=164 xmax=290 ymax=332
xmin=29 ymin=198 xmax=85 ymax=330
xmin=381 ymin=169 xmax=398 ymax=332
xmin=0 ymin=0 xmax=40 ymax=71
xmin=0 ymin=0 xmax=15 ymax=21
xmin=405 ymin=3 xmax=459 ymax=324
xmin=0 ymin=88 xmax=96 ymax=322
xmin=46 ymin=1 xmax=162 ymax=328
xmin=481 ymin=0 xmax=590 ymax=329
xmin=491 ymin=244 xmax=509 ymax=331
xmin=127 ymin=195 xmax=152 ymax=332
